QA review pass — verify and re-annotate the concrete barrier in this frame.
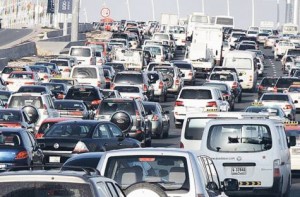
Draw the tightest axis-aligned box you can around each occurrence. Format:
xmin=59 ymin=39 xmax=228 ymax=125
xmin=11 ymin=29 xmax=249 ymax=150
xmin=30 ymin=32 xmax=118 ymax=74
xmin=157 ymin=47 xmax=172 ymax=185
xmin=0 ymin=42 xmax=37 ymax=62
xmin=0 ymin=58 xmax=9 ymax=70
xmin=46 ymin=23 xmax=93 ymax=38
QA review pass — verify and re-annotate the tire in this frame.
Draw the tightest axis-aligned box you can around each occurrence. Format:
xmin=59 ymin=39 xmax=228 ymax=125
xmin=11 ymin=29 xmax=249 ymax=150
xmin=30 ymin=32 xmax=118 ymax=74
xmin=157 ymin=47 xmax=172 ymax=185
xmin=163 ymin=74 xmax=174 ymax=88
xmin=124 ymin=183 xmax=168 ymax=197
xmin=163 ymin=129 xmax=169 ymax=138
xmin=238 ymin=93 xmax=242 ymax=103
xmin=159 ymin=95 xmax=164 ymax=103
xmin=110 ymin=111 xmax=133 ymax=133
xmin=283 ymin=175 xmax=291 ymax=197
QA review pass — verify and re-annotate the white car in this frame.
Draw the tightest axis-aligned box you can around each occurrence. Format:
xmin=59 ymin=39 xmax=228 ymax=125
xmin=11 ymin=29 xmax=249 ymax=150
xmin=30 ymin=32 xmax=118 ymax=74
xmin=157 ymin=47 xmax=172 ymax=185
xmin=0 ymin=65 xmax=32 ymax=82
xmin=174 ymin=86 xmax=229 ymax=128
xmin=6 ymin=71 xmax=41 ymax=92
xmin=274 ymin=41 xmax=295 ymax=61
xmin=173 ymin=61 xmax=195 ymax=85
xmin=146 ymin=71 xmax=168 ymax=102
xmin=228 ymin=31 xmax=246 ymax=47
xmin=29 ymin=65 xmax=52 ymax=83
xmin=50 ymin=59 xmax=72 ymax=78
xmin=114 ymin=85 xmax=148 ymax=101
xmin=286 ymin=84 xmax=300 ymax=111
xmin=97 ymin=148 xmax=240 ymax=197
xmin=207 ymin=71 xmax=242 ymax=92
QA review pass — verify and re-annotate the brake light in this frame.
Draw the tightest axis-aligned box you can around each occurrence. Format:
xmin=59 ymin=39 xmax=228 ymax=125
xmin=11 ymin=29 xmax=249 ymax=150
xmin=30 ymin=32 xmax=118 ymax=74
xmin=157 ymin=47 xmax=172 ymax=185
xmin=273 ymin=87 xmax=278 ymax=92
xmin=180 ymin=142 xmax=184 ymax=148
xmin=64 ymin=68 xmax=71 ymax=72
xmin=73 ymin=141 xmax=89 ymax=153
xmin=206 ymin=101 xmax=217 ymax=107
xmin=15 ymin=151 xmax=28 ymax=159
xmin=284 ymin=104 xmax=293 ymax=110
xmin=110 ymin=83 xmax=115 ymax=90
xmin=97 ymin=81 xmax=101 ymax=87
xmin=35 ymin=133 xmax=44 ymax=139
xmin=91 ymin=99 xmax=101 ymax=105
xmin=258 ymin=85 xmax=264 ymax=90
xmin=159 ymin=81 xmax=164 ymax=89
xmin=232 ymin=82 xmax=238 ymax=89
xmin=175 ymin=79 xmax=180 ymax=85
xmin=24 ymin=82 xmax=35 ymax=85
xmin=143 ymin=84 xmax=147 ymax=92
xmin=175 ymin=100 xmax=184 ymax=106
xmin=43 ymin=104 xmax=48 ymax=115
xmin=152 ymin=114 xmax=159 ymax=121
xmin=273 ymin=159 xmax=281 ymax=178
xmin=136 ymin=110 xmax=141 ymax=121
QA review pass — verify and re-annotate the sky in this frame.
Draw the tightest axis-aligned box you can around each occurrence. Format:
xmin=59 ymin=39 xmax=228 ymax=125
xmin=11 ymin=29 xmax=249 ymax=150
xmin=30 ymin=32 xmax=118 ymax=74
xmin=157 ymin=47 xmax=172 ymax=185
xmin=80 ymin=0 xmax=288 ymax=29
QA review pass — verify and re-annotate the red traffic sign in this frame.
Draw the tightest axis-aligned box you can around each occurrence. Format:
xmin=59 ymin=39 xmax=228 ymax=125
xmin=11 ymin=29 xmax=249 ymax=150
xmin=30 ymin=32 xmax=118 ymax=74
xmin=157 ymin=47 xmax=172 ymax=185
xmin=101 ymin=8 xmax=110 ymax=18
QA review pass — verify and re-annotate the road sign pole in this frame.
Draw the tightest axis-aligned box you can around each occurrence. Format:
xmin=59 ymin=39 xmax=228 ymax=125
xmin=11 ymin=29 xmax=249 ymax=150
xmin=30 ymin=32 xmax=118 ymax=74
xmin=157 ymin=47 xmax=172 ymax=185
xmin=71 ymin=0 xmax=79 ymax=41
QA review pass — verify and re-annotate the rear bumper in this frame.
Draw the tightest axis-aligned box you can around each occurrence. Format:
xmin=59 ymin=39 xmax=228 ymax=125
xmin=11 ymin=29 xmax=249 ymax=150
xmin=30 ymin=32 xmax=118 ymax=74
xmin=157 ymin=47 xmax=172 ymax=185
xmin=42 ymin=151 xmax=73 ymax=165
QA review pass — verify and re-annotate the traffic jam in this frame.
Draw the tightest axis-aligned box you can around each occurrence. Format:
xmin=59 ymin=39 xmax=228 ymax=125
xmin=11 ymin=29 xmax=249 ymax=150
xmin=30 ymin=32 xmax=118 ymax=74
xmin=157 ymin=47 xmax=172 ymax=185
xmin=0 ymin=5 xmax=300 ymax=197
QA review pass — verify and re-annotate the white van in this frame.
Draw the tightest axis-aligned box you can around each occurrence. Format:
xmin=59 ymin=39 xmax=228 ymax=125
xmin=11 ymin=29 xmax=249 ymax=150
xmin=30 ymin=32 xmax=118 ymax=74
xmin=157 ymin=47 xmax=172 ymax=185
xmin=222 ymin=51 xmax=258 ymax=92
xmin=69 ymin=46 xmax=96 ymax=65
xmin=70 ymin=65 xmax=106 ymax=89
xmin=142 ymin=45 xmax=164 ymax=62
xmin=200 ymin=119 xmax=294 ymax=196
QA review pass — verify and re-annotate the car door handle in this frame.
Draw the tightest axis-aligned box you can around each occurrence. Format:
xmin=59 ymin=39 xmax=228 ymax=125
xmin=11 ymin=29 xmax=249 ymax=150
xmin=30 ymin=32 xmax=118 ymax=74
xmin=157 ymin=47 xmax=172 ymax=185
xmin=104 ymin=143 xmax=108 ymax=146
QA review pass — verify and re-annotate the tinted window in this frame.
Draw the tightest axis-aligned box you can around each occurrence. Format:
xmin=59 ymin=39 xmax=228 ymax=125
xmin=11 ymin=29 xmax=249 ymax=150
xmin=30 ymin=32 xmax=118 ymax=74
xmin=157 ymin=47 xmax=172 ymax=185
xmin=0 ymin=92 xmax=12 ymax=103
xmin=9 ymin=96 xmax=43 ymax=109
xmin=50 ymin=79 xmax=74 ymax=86
xmin=0 ymin=111 xmax=22 ymax=122
xmin=50 ymin=60 xmax=69 ymax=67
xmin=64 ymin=157 xmax=101 ymax=169
xmin=9 ymin=73 xmax=33 ymax=79
xmin=245 ymin=107 xmax=280 ymax=116
xmin=38 ymin=122 xmax=56 ymax=134
xmin=153 ymin=68 xmax=174 ymax=77
xmin=179 ymin=89 xmax=212 ymax=99
xmin=289 ymin=86 xmax=300 ymax=92
xmin=102 ymin=91 xmax=117 ymax=98
xmin=2 ymin=67 xmax=25 ymax=74
xmin=30 ymin=66 xmax=48 ymax=73
xmin=54 ymin=101 xmax=85 ymax=110
xmin=18 ymin=87 xmax=47 ymax=93
xmin=143 ymin=104 xmax=158 ymax=114
xmin=260 ymin=78 xmax=277 ymax=87
xmin=276 ymin=78 xmax=300 ymax=88
xmin=70 ymin=48 xmax=91 ymax=57
xmin=261 ymin=94 xmax=289 ymax=101
xmin=42 ymin=83 xmax=65 ymax=92
xmin=72 ymin=67 xmax=97 ymax=79
xmin=66 ymin=88 xmax=99 ymax=101
xmin=174 ymin=64 xmax=192 ymax=69
xmin=0 ymin=132 xmax=22 ymax=146
xmin=203 ymin=83 xmax=228 ymax=92
xmin=114 ymin=74 xmax=143 ymax=84
xmin=99 ymin=101 xmax=135 ymax=115
xmin=114 ymin=86 xmax=139 ymax=93
xmin=207 ymin=124 xmax=272 ymax=152
xmin=105 ymin=64 xmax=125 ymax=73
xmin=44 ymin=123 xmax=93 ymax=138
xmin=210 ymin=73 xmax=234 ymax=81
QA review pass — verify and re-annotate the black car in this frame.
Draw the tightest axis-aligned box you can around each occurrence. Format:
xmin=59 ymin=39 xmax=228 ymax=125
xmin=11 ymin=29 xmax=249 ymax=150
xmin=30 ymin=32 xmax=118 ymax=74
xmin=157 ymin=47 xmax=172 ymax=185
xmin=17 ymin=85 xmax=53 ymax=97
xmin=63 ymin=152 xmax=104 ymax=169
xmin=257 ymin=77 xmax=278 ymax=98
xmin=65 ymin=85 xmax=104 ymax=110
xmin=273 ymin=77 xmax=300 ymax=93
xmin=0 ymin=128 xmax=43 ymax=170
xmin=37 ymin=120 xmax=140 ymax=165
xmin=54 ymin=100 xmax=93 ymax=119
xmin=104 ymin=63 xmax=125 ymax=73
xmin=0 ymin=90 xmax=13 ymax=105
xmin=41 ymin=82 xmax=68 ymax=99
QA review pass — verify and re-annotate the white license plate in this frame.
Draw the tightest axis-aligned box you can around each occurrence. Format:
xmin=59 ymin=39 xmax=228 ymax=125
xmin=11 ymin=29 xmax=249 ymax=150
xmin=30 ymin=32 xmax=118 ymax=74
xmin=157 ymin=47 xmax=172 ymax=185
xmin=49 ymin=156 xmax=60 ymax=163
xmin=0 ymin=164 xmax=6 ymax=169
xmin=231 ymin=167 xmax=246 ymax=175
xmin=186 ymin=107 xmax=203 ymax=113
xmin=267 ymin=87 xmax=273 ymax=91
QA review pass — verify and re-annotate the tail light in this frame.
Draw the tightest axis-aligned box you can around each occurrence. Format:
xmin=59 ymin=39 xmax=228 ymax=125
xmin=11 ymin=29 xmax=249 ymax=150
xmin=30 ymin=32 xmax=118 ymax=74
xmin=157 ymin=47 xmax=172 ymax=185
xmin=43 ymin=104 xmax=48 ymax=115
xmin=152 ymin=114 xmax=159 ymax=121
xmin=110 ymin=83 xmax=115 ymax=90
xmin=136 ymin=110 xmax=141 ymax=121
xmin=97 ymin=81 xmax=101 ymax=87
xmin=273 ymin=159 xmax=281 ymax=178
xmin=258 ymin=85 xmax=264 ymax=91
xmin=143 ymin=84 xmax=147 ymax=92
xmin=90 ymin=58 xmax=93 ymax=64
xmin=232 ymin=82 xmax=238 ymax=89
xmin=175 ymin=100 xmax=184 ymax=106
xmin=15 ymin=151 xmax=28 ymax=159
xmin=180 ymin=142 xmax=184 ymax=148
xmin=73 ymin=141 xmax=89 ymax=153
xmin=91 ymin=99 xmax=101 ymax=105
xmin=25 ymin=82 xmax=35 ymax=85
xmin=175 ymin=79 xmax=180 ymax=85
xmin=284 ymin=104 xmax=293 ymax=110
xmin=273 ymin=87 xmax=278 ymax=92
xmin=43 ymin=75 xmax=49 ymax=80
xmin=188 ymin=71 xmax=193 ymax=76
xmin=35 ymin=133 xmax=44 ymax=139
xmin=159 ymin=81 xmax=164 ymax=89
xmin=206 ymin=101 xmax=217 ymax=107
xmin=64 ymin=68 xmax=71 ymax=72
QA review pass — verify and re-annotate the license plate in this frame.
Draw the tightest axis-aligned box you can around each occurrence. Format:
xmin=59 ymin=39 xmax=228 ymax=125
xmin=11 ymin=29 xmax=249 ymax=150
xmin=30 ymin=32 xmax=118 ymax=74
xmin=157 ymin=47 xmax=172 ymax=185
xmin=49 ymin=156 xmax=60 ymax=163
xmin=231 ymin=167 xmax=246 ymax=175
xmin=292 ymin=148 xmax=300 ymax=154
xmin=0 ymin=164 xmax=6 ymax=169
xmin=186 ymin=107 xmax=203 ymax=113
xmin=267 ymin=87 xmax=273 ymax=91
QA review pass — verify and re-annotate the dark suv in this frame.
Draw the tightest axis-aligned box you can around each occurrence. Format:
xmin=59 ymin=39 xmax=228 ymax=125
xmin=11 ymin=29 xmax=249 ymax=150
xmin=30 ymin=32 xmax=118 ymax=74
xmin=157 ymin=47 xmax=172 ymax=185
xmin=65 ymin=85 xmax=104 ymax=110
xmin=95 ymin=98 xmax=152 ymax=147
xmin=273 ymin=77 xmax=300 ymax=93
xmin=112 ymin=71 xmax=154 ymax=101
xmin=257 ymin=77 xmax=278 ymax=98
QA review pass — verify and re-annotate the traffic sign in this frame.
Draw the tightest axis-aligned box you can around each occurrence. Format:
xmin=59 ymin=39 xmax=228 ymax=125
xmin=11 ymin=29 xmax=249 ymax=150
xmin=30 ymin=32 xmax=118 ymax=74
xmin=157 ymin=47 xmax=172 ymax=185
xmin=101 ymin=8 xmax=110 ymax=18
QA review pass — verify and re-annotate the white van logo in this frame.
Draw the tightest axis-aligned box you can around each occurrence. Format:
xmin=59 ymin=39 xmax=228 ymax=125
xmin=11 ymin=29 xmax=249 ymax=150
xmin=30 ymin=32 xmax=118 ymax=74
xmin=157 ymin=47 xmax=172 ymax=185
xmin=236 ymin=156 xmax=242 ymax=161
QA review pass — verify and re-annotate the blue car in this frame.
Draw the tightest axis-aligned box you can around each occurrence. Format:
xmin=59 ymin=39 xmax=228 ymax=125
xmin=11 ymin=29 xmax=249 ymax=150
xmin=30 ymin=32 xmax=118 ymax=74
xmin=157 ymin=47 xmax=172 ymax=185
xmin=0 ymin=128 xmax=43 ymax=170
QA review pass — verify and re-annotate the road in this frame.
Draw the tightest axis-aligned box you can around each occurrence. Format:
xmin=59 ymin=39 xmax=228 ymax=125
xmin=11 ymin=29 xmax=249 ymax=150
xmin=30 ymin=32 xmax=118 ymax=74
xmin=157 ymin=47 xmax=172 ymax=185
xmin=150 ymin=45 xmax=300 ymax=196
xmin=0 ymin=28 xmax=33 ymax=47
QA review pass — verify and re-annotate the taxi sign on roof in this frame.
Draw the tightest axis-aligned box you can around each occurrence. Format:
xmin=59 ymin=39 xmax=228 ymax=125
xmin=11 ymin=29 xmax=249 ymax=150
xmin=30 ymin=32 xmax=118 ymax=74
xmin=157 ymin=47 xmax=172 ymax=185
xmin=251 ymin=102 xmax=264 ymax=106
xmin=292 ymin=82 xmax=300 ymax=85
xmin=284 ymin=121 xmax=299 ymax=126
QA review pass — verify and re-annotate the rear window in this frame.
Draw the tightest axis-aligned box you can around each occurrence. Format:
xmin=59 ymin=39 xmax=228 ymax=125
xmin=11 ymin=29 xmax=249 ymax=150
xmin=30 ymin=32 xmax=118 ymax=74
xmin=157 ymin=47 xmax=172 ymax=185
xmin=207 ymin=124 xmax=272 ymax=152
xmin=210 ymin=73 xmax=234 ymax=81
xmin=143 ymin=104 xmax=158 ymax=114
xmin=276 ymin=78 xmax=300 ymax=88
xmin=203 ymin=83 xmax=228 ymax=92
xmin=261 ymin=94 xmax=289 ymax=101
xmin=105 ymin=64 xmax=125 ymax=73
xmin=9 ymin=73 xmax=33 ymax=79
xmin=0 ymin=92 xmax=12 ymax=103
xmin=174 ymin=64 xmax=192 ymax=70
xmin=44 ymin=123 xmax=93 ymax=138
xmin=153 ymin=68 xmax=174 ymax=77
xmin=289 ymin=86 xmax=300 ymax=92
xmin=2 ymin=67 xmax=25 ymax=74
xmin=66 ymin=88 xmax=99 ymax=101
xmin=245 ymin=107 xmax=280 ymax=116
xmin=99 ymin=101 xmax=135 ymax=115
xmin=102 ymin=91 xmax=117 ymax=98
xmin=180 ymin=89 xmax=212 ymax=99
xmin=43 ymin=83 xmax=65 ymax=92
xmin=0 ymin=182 xmax=93 ymax=196
xmin=54 ymin=101 xmax=85 ymax=110
xmin=30 ymin=66 xmax=48 ymax=73
xmin=0 ymin=132 xmax=22 ymax=146
xmin=38 ymin=122 xmax=56 ymax=134
xmin=70 ymin=48 xmax=91 ymax=57
xmin=50 ymin=79 xmax=74 ymax=86
xmin=260 ymin=78 xmax=277 ymax=87
xmin=8 ymin=96 xmax=43 ymax=109
xmin=0 ymin=111 xmax=22 ymax=122
xmin=114 ymin=86 xmax=139 ymax=93
xmin=72 ymin=67 xmax=97 ymax=79
xmin=18 ymin=87 xmax=46 ymax=93
xmin=114 ymin=74 xmax=143 ymax=84
xmin=50 ymin=60 xmax=69 ymax=67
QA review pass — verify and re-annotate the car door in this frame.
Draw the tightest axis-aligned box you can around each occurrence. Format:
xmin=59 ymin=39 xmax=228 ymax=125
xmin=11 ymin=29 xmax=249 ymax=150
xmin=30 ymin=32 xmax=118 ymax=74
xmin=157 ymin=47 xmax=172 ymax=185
xmin=92 ymin=124 xmax=118 ymax=151
xmin=157 ymin=104 xmax=168 ymax=130
xmin=107 ymin=123 xmax=132 ymax=149
xmin=46 ymin=95 xmax=59 ymax=117
xmin=25 ymin=132 xmax=43 ymax=164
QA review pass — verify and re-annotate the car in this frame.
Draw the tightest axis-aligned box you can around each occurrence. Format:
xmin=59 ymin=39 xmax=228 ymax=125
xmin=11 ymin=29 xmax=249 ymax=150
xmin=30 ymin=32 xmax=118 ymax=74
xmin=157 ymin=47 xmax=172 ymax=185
xmin=34 ymin=61 xmax=61 ymax=76
xmin=65 ymin=85 xmax=104 ymax=111
xmin=264 ymin=36 xmax=278 ymax=48
xmin=0 ymin=90 xmax=13 ymax=105
xmin=0 ymin=169 xmax=125 ymax=197
xmin=96 ymin=148 xmax=239 ymax=197
xmin=273 ymin=77 xmax=300 ymax=93
xmin=54 ymin=100 xmax=94 ymax=119
xmin=17 ymin=85 xmax=53 ymax=97
xmin=102 ymin=65 xmax=116 ymax=78
xmin=112 ymin=71 xmax=154 ymax=101
xmin=256 ymin=32 xmax=269 ymax=44
xmin=284 ymin=121 xmax=300 ymax=172
xmin=174 ymin=86 xmax=230 ymax=128
xmin=6 ymin=71 xmax=41 ymax=92
xmin=0 ymin=128 xmax=43 ymax=170
xmin=63 ymin=152 xmax=104 ymax=169
xmin=286 ymin=83 xmax=300 ymax=112
xmin=49 ymin=77 xmax=79 ymax=89
xmin=7 ymin=92 xmax=59 ymax=131
xmin=274 ymin=41 xmax=295 ymax=61
xmin=37 ymin=120 xmax=141 ymax=165
xmin=29 ymin=65 xmax=52 ymax=83
xmin=143 ymin=101 xmax=170 ymax=139
xmin=41 ymin=82 xmax=68 ymax=99
xmin=153 ymin=66 xmax=184 ymax=94
xmin=259 ymin=93 xmax=296 ymax=121
xmin=68 ymin=46 xmax=96 ymax=65
xmin=146 ymin=71 xmax=168 ymax=102
xmin=57 ymin=55 xmax=79 ymax=67
xmin=146 ymin=62 xmax=173 ymax=71
xmin=0 ymin=65 xmax=31 ymax=81
xmin=103 ymin=69 xmax=113 ymax=89
xmin=104 ymin=62 xmax=125 ymax=73
xmin=102 ymin=89 xmax=122 ymax=99
xmin=49 ymin=59 xmax=72 ymax=78
xmin=172 ymin=61 xmax=195 ymax=85
xmin=257 ymin=77 xmax=278 ymax=98
xmin=95 ymin=98 xmax=152 ymax=147
xmin=114 ymin=85 xmax=148 ymax=101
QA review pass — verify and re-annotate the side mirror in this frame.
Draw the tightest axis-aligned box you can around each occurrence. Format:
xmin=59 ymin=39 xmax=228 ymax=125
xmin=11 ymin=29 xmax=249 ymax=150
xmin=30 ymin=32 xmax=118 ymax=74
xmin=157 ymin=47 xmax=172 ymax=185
xmin=294 ymin=100 xmax=298 ymax=104
xmin=239 ymin=79 xmax=243 ymax=82
xmin=288 ymin=136 xmax=296 ymax=148
xmin=117 ymin=134 xmax=125 ymax=141
xmin=222 ymin=178 xmax=239 ymax=192
xmin=164 ymin=110 xmax=169 ymax=114
xmin=206 ymin=181 xmax=219 ymax=191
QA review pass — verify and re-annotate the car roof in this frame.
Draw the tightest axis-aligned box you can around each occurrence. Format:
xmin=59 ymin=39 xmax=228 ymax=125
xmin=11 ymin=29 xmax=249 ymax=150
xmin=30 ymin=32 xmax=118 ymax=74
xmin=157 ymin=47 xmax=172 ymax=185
xmin=41 ymin=117 xmax=77 ymax=123
xmin=181 ymin=86 xmax=217 ymax=90
xmin=0 ymin=128 xmax=26 ymax=132
xmin=54 ymin=99 xmax=84 ymax=103
xmin=65 ymin=152 xmax=104 ymax=161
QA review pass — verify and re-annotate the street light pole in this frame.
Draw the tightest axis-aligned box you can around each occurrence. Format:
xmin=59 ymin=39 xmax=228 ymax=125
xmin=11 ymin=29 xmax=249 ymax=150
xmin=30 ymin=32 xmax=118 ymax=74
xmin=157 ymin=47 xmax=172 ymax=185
xmin=126 ymin=0 xmax=131 ymax=20
xmin=71 ymin=0 xmax=80 ymax=41
xmin=201 ymin=0 xmax=205 ymax=13
xmin=227 ymin=0 xmax=230 ymax=16
xmin=176 ymin=0 xmax=180 ymax=18
xmin=151 ymin=0 xmax=155 ymax=21
xmin=251 ymin=0 xmax=255 ymax=27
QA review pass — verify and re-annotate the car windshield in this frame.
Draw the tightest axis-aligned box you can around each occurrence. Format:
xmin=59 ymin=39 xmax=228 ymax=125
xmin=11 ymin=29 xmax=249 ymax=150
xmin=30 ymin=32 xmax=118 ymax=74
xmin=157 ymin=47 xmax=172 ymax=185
xmin=72 ymin=67 xmax=97 ymax=79
xmin=153 ymin=68 xmax=174 ymax=77
xmin=54 ymin=101 xmax=85 ymax=110
xmin=245 ymin=107 xmax=280 ymax=116
xmin=174 ymin=64 xmax=192 ymax=70
xmin=224 ymin=58 xmax=252 ymax=70
xmin=0 ymin=182 xmax=93 ymax=196
xmin=2 ymin=67 xmax=25 ymax=74
xmin=70 ymin=48 xmax=91 ymax=57
xmin=9 ymin=73 xmax=33 ymax=79
xmin=261 ymin=94 xmax=289 ymax=101
xmin=50 ymin=60 xmax=69 ymax=67
xmin=8 ymin=96 xmax=43 ymax=109
xmin=99 ymin=101 xmax=135 ymax=115
xmin=260 ymin=78 xmax=277 ymax=87
xmin=66 ymin=88 xmax=99 ymax=101
xmin=114 ymin=74 xmax=143 ymax=84
xmin=44 ymin=123 xmax=93 ymax=138
xmin=144 ymin=46 xmax=161 ymax=55
xmin=30 ymin=66 xmax=48 ymax=73
xmin=114 ymin=86 xmax=140 ymax=93
xmin=18 ymin=87 xmax=46 ymax=93
xmin=0 ymin=132 xmax=22 ymax=146
xmin=180 ymin=89 xmax=212 ymax=99
xmin=203 ymin=83 xmax=228 ymax=91
xmin=104 ymin=156 xmax=190 ymax=191
xmin=207 ymin=124 xmax=272 ymax=152
xmin=0 ymin=111 xmax=21 ymax=122
xmin=210 ymin=73 xmax=234 ymax=81
xmin=276 ymin=78 xmax=300 ymax=88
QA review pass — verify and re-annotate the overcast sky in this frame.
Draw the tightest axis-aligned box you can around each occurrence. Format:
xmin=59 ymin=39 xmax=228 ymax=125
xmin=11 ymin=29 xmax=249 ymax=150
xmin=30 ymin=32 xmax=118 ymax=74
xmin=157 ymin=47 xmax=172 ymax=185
xmin=80 ymin=0 xmax=287 ymax=28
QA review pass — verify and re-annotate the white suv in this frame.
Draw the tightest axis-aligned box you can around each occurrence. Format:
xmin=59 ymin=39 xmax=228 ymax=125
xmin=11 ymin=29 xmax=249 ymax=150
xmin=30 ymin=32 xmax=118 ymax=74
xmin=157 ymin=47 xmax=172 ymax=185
xmin=7 ymin=93 xmax=59 ymax=131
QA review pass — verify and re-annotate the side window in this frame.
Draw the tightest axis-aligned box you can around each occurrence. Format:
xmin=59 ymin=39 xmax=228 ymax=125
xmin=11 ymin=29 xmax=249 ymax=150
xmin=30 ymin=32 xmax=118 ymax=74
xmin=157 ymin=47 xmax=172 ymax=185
xmin=279 ymin=126 xmax=288 ymax=149
xmin=22 ymin=133 xmax=33 ymax=148
xmin=93 ymin=124 xmax=111 ymax=139
xmin=27 ymin=132 xmax=37 ymax=147
xmin=108 ymin=124 xmax=122 ymax=137
xmin=106 ymin=182 xmax=119 ymax=197
xmin=47 ymin=96 xmax=54 ymax=109
xmin=97 ymin=182 xmax=112 ymax=197
xmin=276 ymin=126 xmax=285 ymax=150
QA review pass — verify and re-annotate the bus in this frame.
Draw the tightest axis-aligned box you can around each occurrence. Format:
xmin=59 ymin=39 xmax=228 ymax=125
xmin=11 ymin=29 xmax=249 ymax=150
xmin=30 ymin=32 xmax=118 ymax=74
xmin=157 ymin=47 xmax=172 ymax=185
xmin=186 ymin=12 xmax=210 ymax=41
xmin=212 ymin=15 xmax=234 ymax=30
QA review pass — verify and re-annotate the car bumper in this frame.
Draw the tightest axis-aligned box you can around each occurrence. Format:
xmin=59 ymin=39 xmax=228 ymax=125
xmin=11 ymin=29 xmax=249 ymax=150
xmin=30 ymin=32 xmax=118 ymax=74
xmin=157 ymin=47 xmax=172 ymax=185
xmin=42 ymin=150 xmax=73 ymax=165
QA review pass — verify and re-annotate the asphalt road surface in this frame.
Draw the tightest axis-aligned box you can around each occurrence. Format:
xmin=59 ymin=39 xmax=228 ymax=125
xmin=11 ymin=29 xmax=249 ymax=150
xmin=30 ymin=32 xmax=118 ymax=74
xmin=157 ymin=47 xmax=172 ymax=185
xmin=151 ymin=45 xmax=300 ymax=196
xmin=0 ymin=28 xmax=33 ymax=47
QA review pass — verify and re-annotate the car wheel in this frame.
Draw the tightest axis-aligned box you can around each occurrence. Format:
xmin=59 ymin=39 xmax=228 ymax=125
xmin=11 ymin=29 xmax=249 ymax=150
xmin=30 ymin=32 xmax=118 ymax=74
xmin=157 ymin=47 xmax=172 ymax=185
xmin=145 ymin=137 xmax=152 ymax=147
xmin=238 ymin=93 xmax=242 ymax=103
xmin=163 ymin=130 xmax=169 ymax=138
xmin=124 ymin=183 xmax=168 ymax=197
xmin=110 ymin=111 xmax=133 ymax=133
xmin=159 ymin=94 xmax=164 ymax=103
xmin=283 ymin=175 xmax=291 ymax=197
